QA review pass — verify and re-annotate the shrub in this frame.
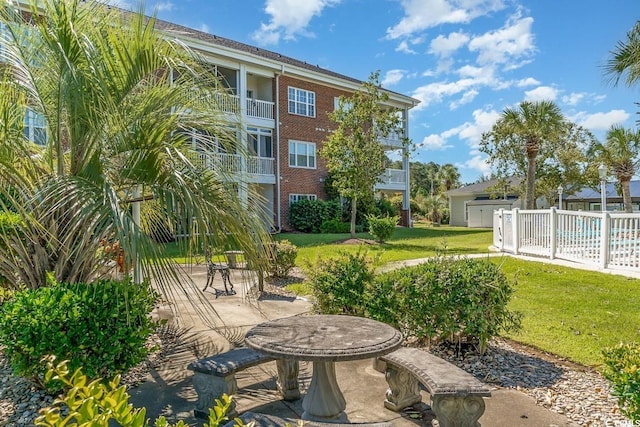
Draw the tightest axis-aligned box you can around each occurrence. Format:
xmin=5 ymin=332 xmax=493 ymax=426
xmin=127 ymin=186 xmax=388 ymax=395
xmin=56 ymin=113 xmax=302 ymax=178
xmin=602 ymin=343 xmax=640 ymax=422
xmin=306 ymin=250 xmax=375 ymax=316
xmin=367 ymin=256 xmax=521 ymax=353
xmin=375 ymin=197 xmax=398 ymax=217
xmin=0 ymin=279 xmax=158 ymax=391
xmin=366 ymin=215 xmax=398 ymax=243
xmin=268 ymin=240 xmax=298 ymax=278
xmin=36 ymin=358 xmax=243 ymax=427
xmin=289 ymin=199 xmax=341 ymax=233
xmin=320 ymin=218 xmax=351 ymax=234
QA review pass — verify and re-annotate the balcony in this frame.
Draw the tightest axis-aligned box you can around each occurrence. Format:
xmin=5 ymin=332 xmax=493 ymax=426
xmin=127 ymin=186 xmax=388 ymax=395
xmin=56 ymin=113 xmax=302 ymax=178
xmin=375 ymin=168 xmax=407 ymax=191
xmin=246 ymin=98 xmax=274 ymax=120
xmin=191 ymin=151 xmax=275 ymax=184
xmin=378 ymin=131 xmax=405 ymax=149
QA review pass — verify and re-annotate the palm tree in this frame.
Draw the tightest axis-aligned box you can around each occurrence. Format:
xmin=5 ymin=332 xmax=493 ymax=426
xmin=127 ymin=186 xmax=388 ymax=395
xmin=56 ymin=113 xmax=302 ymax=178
xmin=489 ymin=101 xmax=566 ymax=209
xmin=590 ymin=125 xmax=640 ymax=213
xmin=0 ymin=0 xmax=270 ymax=290
xmin=605 ymin=20 xmax=640 ymax=88
xmin=437 ymin=163 xmax=461 ymax=192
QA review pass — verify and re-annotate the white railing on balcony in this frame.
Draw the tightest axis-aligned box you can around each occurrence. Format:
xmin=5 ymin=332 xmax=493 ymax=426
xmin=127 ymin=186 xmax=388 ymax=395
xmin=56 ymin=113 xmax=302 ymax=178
xmin=191 ymin=151 xmax=274 ymax=176
xmin=216 ymin=93 xmax=240 ymax=114
xmin=379 ymin=130 xmax=404 ymax=148
xmin=493 ymin=208 xmax=640 ymax=271
xmin=379 ymin=168 xmax=406 ymax=184
xmin=246 ymin=98 xmax=274 ymax=120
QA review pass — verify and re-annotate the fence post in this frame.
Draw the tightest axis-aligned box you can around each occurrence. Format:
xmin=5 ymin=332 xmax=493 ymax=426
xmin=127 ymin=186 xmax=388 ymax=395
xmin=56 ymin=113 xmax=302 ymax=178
xmin=512 ymin=208 xmax=520 ymax=255
xmin=600 ymin=212 xmax=610 ymax=268
xmin=550 ymin=207 xmax=557 ymax=259
xmin=498 ymin=209 xmax=505 ymax=251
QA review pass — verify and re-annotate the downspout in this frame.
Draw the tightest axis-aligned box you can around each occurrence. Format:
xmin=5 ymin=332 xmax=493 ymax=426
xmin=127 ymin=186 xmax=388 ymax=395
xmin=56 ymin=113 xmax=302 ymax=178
xmin=275 ymin=68 xmax=283 ymax=232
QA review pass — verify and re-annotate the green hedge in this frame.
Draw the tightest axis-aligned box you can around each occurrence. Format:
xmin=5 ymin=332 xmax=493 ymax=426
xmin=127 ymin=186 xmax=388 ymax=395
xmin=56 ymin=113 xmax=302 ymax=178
xmin=0 ymin=279 xmax=158 ymax=391
xmin=289 ymin=199 xmax=342 ymax=233
xmin=368 ymin=256 xmax=521 ymax=352
xmin=366 ymin=215 xmax=398 ymax=243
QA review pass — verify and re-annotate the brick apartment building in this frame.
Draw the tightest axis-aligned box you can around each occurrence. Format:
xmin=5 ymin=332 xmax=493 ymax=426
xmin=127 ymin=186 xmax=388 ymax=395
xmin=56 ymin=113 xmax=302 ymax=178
xmin=6 ymin=7 xmax=419 ymax=230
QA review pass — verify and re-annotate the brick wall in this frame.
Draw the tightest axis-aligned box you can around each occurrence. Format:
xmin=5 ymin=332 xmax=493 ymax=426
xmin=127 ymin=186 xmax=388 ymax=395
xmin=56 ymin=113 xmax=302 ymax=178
xmin=277 ymin=75 xmax=351 ymax=230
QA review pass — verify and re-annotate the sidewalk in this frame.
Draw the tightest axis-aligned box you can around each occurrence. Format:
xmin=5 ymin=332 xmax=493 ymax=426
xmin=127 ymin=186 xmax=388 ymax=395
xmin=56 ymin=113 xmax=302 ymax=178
xmin=129 ymin=263 xmax=576 ymax=426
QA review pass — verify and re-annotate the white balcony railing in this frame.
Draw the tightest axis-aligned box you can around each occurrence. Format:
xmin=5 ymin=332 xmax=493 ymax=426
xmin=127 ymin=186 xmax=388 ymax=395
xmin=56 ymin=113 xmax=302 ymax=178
xmin=379 ymin=168 xmax=406 ymax=185
xmin=192 ymin=151 xmax=275 ymax=177
xmin=379 ymin=130 xmax=405 ymax=148
xmin=246 ymin=98 xmax=274 ymax=120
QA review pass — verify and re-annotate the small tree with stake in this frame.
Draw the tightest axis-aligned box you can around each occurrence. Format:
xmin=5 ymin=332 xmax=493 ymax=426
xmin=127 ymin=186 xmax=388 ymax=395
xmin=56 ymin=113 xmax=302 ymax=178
xmin=321 ymin=71 xmax=401 ymax=238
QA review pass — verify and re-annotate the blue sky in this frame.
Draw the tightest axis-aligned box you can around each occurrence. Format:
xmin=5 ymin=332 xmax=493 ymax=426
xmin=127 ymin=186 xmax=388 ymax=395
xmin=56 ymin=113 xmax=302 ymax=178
xmin=122 ymin=0 xmax=639 ymax=184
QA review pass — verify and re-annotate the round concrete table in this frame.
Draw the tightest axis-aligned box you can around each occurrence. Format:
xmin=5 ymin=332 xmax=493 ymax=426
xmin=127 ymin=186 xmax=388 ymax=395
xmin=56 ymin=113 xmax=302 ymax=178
xmin=244 ymin=314 xmax=403 ymax=422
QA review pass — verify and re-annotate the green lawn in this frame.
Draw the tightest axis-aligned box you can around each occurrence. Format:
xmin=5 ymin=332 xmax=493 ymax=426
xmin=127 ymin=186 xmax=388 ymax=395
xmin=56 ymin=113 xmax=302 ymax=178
xmin=276 ymin=223 xmax=493 ymax=266
xmin=495 ymin=257 xmax=640 ymax=367
xmin=161 ymin=224 xmax=640 ymax=368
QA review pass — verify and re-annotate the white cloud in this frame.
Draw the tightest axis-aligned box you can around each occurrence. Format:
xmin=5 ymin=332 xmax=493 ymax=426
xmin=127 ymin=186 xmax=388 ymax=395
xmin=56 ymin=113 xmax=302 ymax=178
xmin=382 ymin=69 xmax=406 ymax=86
xmin=155 ymin=1 xmax=174 ymax=12
xmin=468 ymin=14 xmax=535 ymax=67
xmin=562 ymin=92 xmax=585 ymax=106
xmin=395 ymin=40 xmax=416 ymax=54
xmin=419 ymin=134 xmax=453 ymax=150
xmin=449 ymin=89 xmax=479 ymax=110
xmin=429 ymin=31 xmax=470 ymax=57
xmin=517 ymin=77 xmax=540 ymax=87
xmin=411 ymin=78 xmax=477 ymax=110
xmin=199 ymin=23 xmax=210 ymax=34
xmin=386 ymin=0 xmax=506 ymax=39
xmin=573 ymin=110 xmax=631 ymax=131
xmin=524 ymin=85 xmax=558 ymax=102
xmin=251 ymin=0 xmax=341 ymax=45
xmin=459 ymin=153 xmax=492 ymax=176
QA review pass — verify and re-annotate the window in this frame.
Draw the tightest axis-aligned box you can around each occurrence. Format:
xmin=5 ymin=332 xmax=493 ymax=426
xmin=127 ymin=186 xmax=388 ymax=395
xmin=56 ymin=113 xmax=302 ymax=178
xmin=247 ymin=127 xmax=273 ymax=158
xmin=24 ymin=108 xmax=46 ymax=145
xmin=288 ymin=140 xmax=316 ymax=168
xmin=288 ymin=87 xmax=315 ymax=117
xmin=289 ymin=194 xmax=317 ymax=205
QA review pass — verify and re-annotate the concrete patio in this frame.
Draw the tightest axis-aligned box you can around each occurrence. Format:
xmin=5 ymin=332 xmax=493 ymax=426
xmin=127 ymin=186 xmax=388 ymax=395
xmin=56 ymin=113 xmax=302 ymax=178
xmin=128 ymin=264 xmax=575 ymax=426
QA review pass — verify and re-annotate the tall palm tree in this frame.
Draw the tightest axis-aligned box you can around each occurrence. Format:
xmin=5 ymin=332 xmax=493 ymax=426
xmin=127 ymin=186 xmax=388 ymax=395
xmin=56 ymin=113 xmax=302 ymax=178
xmin=590 ymin=125 xmax=640 ymax=213
xmin=437 ymin=163 xmax=461 ymax=192
xmin=605 ymin=20 xmax=640 ymax=88
xmin=491 ymin=101 xmax=565 ymax=209
xmin=0 ymin=0 xmax=270 ymax=291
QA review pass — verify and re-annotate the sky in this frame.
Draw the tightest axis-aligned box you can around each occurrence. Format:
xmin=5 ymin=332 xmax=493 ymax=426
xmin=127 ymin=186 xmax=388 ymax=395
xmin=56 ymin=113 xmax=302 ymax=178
xmin=119 ymin=0 xmax=639 ymax=184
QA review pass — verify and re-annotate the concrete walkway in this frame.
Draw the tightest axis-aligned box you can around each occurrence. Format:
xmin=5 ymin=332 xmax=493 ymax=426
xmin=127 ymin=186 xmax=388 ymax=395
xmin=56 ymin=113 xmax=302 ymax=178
xmin=129 ymin=262 xmax=577 ymax=426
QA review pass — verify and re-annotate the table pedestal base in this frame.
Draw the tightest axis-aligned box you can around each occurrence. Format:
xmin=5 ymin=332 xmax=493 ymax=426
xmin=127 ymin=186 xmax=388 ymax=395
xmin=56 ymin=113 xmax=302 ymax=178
xmin=302 ymin=361 xmax=347 ymax=422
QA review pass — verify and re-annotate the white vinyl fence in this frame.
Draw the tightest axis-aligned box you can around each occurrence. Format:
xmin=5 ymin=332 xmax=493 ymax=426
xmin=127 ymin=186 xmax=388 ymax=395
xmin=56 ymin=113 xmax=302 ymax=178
xmin=493 ymin=208 xmax=640 ymax=270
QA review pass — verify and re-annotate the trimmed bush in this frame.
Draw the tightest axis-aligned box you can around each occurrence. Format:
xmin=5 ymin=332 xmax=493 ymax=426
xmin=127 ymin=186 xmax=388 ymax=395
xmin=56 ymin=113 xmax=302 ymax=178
xmin=602 ymin=343 xmax=640 ymax=422
xmin=268 ymin=240 xmax=298 ymax=278
xmin=306 ymin=250 xmax=375 ymax=316
xmin=366 ymin=215 xmax=399 ymax=243
xmin=320 ymin=218 xmax=351 ymax=234
xmin=0 ymin=279 xmax=158 ymax=391
xmin=289 ymin=199 xmax=342 ymax=233
xmin=367 ymin=256 xmax=521 ymax=353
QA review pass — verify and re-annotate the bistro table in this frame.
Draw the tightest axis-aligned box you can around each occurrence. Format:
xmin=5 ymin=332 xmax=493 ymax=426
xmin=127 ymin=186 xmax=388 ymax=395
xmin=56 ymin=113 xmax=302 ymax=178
xmin=244 ymin=314 xmax=403 ymax=422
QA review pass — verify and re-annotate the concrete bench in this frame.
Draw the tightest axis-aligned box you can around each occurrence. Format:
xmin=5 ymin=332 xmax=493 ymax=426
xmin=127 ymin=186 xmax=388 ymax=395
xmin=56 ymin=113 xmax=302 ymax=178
xmin=378 ymin=347 xmax=491 ymax=427
xmin=188 ymin=347 xmax=300 ymax=419
xmin=222 ymin=411 xmax=394 ymax=427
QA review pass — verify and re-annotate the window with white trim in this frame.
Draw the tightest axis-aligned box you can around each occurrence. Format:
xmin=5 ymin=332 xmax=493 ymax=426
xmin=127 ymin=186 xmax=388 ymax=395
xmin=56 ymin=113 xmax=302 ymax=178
xmin=247 ymin=127 xmax=273 ymax=158
xmin=289 ymin=194 xmax=317 ymax=205
xmin=24 ymin=108 xmax=46 ymax=145
xmin=288 ymin=87 xmax=315 ymax=117
xmin=288 ymin=140 xmax=316 ymax=168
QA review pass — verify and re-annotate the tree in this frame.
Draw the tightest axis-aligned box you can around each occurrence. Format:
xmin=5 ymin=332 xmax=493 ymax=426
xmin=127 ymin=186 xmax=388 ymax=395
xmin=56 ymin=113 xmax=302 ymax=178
xmin=320 ymin=71 xmax=401 ymax=238
xmin=480 ymin=101 xmax=577 ymax=209
xmin=605 ymin=20 xmax=640 ymax=88
xmin=589 ymin=125 xmax=640 ymax=213
xmin=437 ymin=163 xmax=461 ymax=192
xmin=0 ymin=0 xmax=270 ymax=290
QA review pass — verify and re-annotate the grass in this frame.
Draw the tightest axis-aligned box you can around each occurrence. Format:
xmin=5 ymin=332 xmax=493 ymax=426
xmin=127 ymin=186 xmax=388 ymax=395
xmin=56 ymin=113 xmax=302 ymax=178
xmin=276 ymin=223 xmax=493 ymax=266
xmin=495 ymin=257 xmax=640 ymax=367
